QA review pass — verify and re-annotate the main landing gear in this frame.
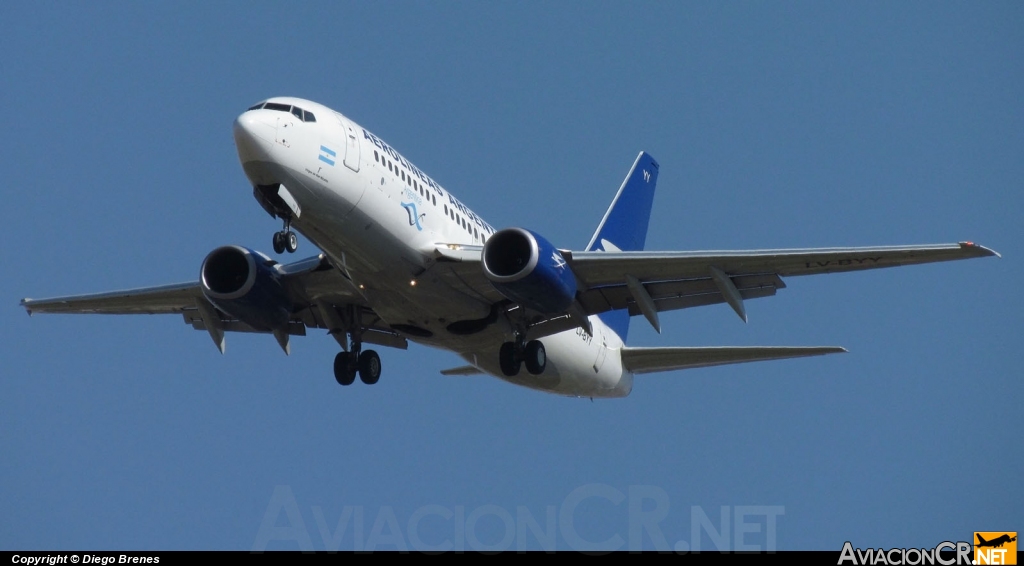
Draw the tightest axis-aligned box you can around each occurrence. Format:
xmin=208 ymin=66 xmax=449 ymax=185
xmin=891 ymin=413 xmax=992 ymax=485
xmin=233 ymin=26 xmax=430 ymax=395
xmin=333 ymin=344 xmax=382 ymax=386
xmin=499 ymin=336 xmax=546 ymax=377
xmin=272 ymin=219 xmax=298 ymax=254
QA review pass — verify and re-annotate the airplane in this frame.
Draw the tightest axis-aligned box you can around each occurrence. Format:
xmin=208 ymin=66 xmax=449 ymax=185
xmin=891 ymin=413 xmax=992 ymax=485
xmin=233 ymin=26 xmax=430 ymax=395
xmin=976 ymin=534 xmax=1016 ymax=548
xmin=19 ymin=97 xmax=1000 ymax=398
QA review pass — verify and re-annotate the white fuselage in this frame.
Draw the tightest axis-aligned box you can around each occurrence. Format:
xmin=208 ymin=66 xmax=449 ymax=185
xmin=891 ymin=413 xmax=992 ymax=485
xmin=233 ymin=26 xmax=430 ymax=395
xmin=233 ymin=97 xmax=633 ymax=398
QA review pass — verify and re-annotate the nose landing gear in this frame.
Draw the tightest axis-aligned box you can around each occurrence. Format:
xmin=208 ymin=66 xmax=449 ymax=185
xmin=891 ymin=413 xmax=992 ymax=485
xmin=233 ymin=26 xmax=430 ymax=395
xmin=272 ymin=219 xmax=298 ymax=254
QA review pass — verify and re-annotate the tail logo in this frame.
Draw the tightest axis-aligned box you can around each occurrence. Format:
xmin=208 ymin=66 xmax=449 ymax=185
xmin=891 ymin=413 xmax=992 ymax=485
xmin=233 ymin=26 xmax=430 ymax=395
xmin=643 ymin=169 xmax=651 ymax=183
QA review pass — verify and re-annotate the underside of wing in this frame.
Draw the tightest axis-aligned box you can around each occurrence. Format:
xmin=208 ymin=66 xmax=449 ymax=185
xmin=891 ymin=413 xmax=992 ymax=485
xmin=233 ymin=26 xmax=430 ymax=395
xmin=569 ymin=242 xmax=998 ymax=287
xmin=569 ymin=242 xmax=998 ymax=326
xmin=621 ymin=346 xmax=848 ymax=374
xmin=21 ymin=282 xmax=202 ymax=315
xmin=431 ymin=241 xmax=998 ymax=339
xmin=21 ymin=253 xmax=407 ymax=353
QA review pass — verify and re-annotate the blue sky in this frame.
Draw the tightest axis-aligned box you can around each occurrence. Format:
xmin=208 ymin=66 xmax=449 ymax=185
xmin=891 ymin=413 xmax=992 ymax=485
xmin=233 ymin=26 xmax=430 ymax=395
xmin=2 ymin=1 xmax=1020 ymax=551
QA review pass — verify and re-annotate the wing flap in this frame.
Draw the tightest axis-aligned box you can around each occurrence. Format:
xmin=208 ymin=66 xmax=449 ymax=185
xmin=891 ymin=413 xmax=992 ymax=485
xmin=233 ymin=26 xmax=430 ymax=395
xmin=621 ymin=346 xmax=847 ymax=374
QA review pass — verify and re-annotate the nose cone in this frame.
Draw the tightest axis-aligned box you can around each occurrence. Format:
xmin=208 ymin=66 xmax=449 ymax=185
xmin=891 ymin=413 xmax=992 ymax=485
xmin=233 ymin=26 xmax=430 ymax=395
xmin=234 ymin=112 xmax=282 ymax=187
xmin=233 ymin=112 xmax=275 ymax=163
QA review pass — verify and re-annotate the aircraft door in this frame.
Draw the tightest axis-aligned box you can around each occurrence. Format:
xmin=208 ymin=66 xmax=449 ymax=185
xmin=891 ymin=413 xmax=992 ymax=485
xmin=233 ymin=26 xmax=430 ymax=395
xmin=333 ymin=113 xmax=361 ymax=172
xmin=593 ymin=331 xmax=608 ymax=373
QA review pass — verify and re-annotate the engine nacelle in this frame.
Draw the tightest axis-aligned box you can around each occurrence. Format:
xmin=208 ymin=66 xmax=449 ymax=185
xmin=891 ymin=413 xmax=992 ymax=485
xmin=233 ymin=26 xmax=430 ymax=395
xmin=200 ymin=245 xmax=292 ymax=331
xmin=482 ymin=228 xmax=577 ymax=314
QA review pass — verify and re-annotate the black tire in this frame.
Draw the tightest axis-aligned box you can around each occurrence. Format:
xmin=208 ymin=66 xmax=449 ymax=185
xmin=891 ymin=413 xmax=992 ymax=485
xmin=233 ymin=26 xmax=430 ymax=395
xmin=286 ymin=231 xmax=298 ymax=253
xmin=524 ymin=340 xmax=546 ymax=375
xmin=272 ymin=232 xmax=285 ymax=255
xmin=334 ymin=352 xmax=356 ymax=386
xmin=358 ymin=350 xmax=381 ymax=385
xmin=499 ymin=342 xmax=521 ymax=377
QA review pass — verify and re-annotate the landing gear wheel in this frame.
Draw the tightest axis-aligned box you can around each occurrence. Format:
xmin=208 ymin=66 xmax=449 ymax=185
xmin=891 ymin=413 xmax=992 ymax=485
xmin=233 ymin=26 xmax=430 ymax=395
xmin=285 ymin=231 xmax=298 ymax=253
xmin=524 ymin=340 xmax=546 ymax=375
xmin=358 ymin=350 xmax=381 ymax=384
xmin=272 ymin=232 xmax=286 ymax=255
xmin=333 ymin=352 xmax=357 ymax=386
xmin=499 ymin=342 xmax=521 ymax=377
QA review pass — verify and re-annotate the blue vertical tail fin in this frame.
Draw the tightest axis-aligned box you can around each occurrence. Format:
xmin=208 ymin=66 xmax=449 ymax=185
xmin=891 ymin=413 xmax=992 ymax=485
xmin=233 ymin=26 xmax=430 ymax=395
xmin=586 ymin=151 xmax=660 ymax=342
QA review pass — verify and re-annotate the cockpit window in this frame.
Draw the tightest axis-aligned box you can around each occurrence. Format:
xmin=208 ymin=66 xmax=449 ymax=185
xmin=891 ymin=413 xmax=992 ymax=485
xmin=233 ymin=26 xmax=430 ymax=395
xmin=253 ymin=102 xmax=317 ymax=123
xmin=264 ymin=102 xmax=291 ymax=112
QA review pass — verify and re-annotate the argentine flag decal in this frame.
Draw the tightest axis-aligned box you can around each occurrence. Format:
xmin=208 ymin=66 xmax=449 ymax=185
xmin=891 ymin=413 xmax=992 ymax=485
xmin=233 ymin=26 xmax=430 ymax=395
xmin=318 ymin=145 xmax=336 ymax=166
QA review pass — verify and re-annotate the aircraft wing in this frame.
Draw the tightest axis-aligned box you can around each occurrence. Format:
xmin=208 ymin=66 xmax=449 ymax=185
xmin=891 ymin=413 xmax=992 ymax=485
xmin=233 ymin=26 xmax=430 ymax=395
xmin=567 ymin=241 xmax=999 ymax=323
xmin=567 ymin=242 xmax=998 ymax=285
xmin=21 ymin=254 xmax=406 ymax=353
xmin=434 ymin=241 xmax=998 ymax=336
xmin=20 ymin=282 xmax=202 ymax=315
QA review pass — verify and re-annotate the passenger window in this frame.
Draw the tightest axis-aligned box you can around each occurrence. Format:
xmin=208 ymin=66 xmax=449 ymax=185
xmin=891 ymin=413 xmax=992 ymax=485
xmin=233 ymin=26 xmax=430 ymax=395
xmin=374 ymin=151 xmax=379 ymax=162
xmin=388 ymin=161 xmax=393 ymax=172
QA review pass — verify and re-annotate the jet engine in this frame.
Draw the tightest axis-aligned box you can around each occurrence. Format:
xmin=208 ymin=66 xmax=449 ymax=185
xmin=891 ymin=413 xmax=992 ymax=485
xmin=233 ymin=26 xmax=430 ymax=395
xmin=200 ymin=245 xmax=292 ymax=330
xmin=482 ymin=228 xmax=577 ymax=314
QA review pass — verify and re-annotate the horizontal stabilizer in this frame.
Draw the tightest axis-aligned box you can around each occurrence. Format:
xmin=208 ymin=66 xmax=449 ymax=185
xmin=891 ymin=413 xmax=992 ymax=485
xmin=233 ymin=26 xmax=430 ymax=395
xmin=440 ymin=365 xmax=485 ymax=376
xmin=621 ymin=346 xmax=847 ymax=374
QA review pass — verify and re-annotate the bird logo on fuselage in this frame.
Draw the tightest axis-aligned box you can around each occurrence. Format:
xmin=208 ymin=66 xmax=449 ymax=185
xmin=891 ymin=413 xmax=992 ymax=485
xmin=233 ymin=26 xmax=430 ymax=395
xmin=400 ymin=202 xmax=423 ymax=231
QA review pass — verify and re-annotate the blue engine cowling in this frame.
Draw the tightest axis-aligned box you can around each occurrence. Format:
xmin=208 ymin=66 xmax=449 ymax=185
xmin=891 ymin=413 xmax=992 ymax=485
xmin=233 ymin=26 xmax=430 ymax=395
xmin=200 ymin=245 xmax=292 ymax=331
xmin=482 ymin=228 xmax=577 ymax=314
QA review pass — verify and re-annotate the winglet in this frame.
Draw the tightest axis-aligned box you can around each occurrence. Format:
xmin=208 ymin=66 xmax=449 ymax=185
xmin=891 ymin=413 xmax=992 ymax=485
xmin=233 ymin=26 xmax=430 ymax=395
xmin=959 ymin=241 xmax=1001 ymax=258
